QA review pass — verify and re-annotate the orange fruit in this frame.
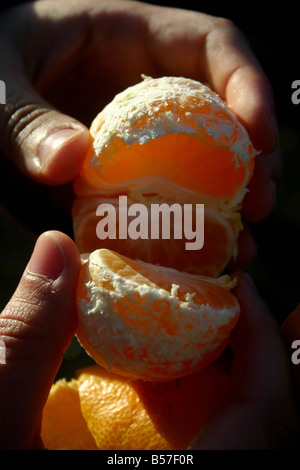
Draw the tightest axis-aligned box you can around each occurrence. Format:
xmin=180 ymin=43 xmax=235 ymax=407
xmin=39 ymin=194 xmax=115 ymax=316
xmin=41 ymin=76 xmax=256 ymax=449
xmin=76 ymin=248 xmax=239 ymax=381
xmin=73 ymin=75 xmax=256 ymax=276
xmin=41 ymin=363 xmax=231 ymax=450
xmin=72 ymin=194 xmax=242 ymax=277
xmin=41 ymin=377 xmax=98 ymax=450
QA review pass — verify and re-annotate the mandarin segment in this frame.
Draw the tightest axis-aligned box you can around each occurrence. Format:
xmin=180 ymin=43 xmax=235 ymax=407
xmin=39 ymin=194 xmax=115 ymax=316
xmin=72 ymin=194 xmax=242 ymax=277
xmin=76 ymin=249 xmax=240 ymax=381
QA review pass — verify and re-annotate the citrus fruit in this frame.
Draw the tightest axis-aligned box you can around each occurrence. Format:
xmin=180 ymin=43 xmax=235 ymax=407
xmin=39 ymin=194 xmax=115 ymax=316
xmin=41 ymin=76 xmax=257 ymax=449
xmin=42 ymin=363 xmax=231 ymax=450
xmin=41 ymin=377 xmax=98 ymax=450
xmin=73 ymin=75 xmax=256 ymax=276
xmin=76 ymin=248 xmax=239 ymax=381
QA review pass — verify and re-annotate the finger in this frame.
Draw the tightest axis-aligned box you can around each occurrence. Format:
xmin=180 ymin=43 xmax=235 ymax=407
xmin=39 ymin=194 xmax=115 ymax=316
xmin=0 ymin=76 xmax=90 ymax=185
xmin=227 ymin=224 xmax=257 ymax=271
xmin=0 ymin=231 xmax=81 ymax=449
xmin=205 ymin=23 xmax=281 ymax=223
xmin=145 ymin=6 xmax=278 ymax=154
xmin=242 ymin=147 xmax=281 ymax=222
xmin=144 ymin=6 xmax=280 ymax=225
xmin=202 ymin=18 xmax=278 ymax=156
xmin=0 ymin=7 xmax=90 ymax=185
xmin=191 ymin=274 xmax=298 ymax=449
xmin=230 ymin=274 xmax=292 ymax=402
xmin=206 ymin=28 xmax=281 ymax=221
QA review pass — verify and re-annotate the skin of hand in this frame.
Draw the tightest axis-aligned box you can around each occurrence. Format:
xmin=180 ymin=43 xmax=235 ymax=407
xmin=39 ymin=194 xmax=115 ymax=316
xmin=0 ymin=241 xmax=298 ymax=450
xmin=0 ymin=0 xmax=280 ymax=268
xmin=0 ymin=231 xmax=81 ymax=449
xmin=190 ymin=274 xmax=299 ymax=450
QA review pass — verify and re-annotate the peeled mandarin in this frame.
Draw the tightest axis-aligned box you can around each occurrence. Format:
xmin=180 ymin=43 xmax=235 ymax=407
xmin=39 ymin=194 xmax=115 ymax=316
xmin=72 ymin=194 xmax=242 ymax=277
xmin=76 ymin=248 xmax=240 ymax=381
xmin=42 ymin=76 xmax=256 ymax=449
xmin=73 ymin=76 xmax=256 ymax=276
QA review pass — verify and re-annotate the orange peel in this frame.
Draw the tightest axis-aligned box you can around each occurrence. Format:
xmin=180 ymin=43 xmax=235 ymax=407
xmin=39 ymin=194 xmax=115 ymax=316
xmin=42 ymin=363 xmax=231 ymax=450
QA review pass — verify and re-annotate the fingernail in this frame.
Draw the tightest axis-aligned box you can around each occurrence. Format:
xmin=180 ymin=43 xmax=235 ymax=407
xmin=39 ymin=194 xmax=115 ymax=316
xmin=39 ymin=129 xmax=84 ymax=166
xmin=28 ymin=233 xmax=66 ymax=281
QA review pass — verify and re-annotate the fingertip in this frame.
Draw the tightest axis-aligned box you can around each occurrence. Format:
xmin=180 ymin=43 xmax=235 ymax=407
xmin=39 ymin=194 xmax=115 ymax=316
xmin=38 ymin=127 xmax=91 ymax=185
xmin=23 ymin=230 xmax=81 ymax=351
xmin=43 ymin=230 xmax=81 ymax=270
xmin=225 ymin=65 xmax=278 ymax=155
xmin=242 ymin=145 xmax=281 ymax=223
xmin=231 ymin=272 xmax=264 ymax=324
xmin=237 ymin=103 xmax=279 ymax=157
xmin=242 ymin=175 xmax=277 ymax=223
xmin=228 ymin=225 xmax=257 ymax=271
xmin=27 ymin=232 xmax=66 ymax=281
xmin=28 ymin=230 xmax=81 ymax=279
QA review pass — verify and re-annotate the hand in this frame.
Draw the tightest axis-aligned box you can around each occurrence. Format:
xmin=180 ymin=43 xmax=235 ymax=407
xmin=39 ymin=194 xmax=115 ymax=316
xmin=1 ymin=244 xmax=298 ymax=450
xmin=190 ymin=274 xmax=299 ymax=450
xmin=0 ymin=0 xmax=280 ymax=264
xmin=0 ymin=231 xmax=81 ymax=449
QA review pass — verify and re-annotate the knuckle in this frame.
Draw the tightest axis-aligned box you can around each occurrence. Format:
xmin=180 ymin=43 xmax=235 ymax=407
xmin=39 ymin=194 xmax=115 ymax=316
xmin=212 ymin=16 xmax=244 ymax=44
xmin=214 ymin=16 xmax=238 ymax=32
xmin=0 ymin=301 xmax=58 ymax=364
xmin=2 ymin=101 xmax=49 ymax=161
xmin=1 ymin=294 xmax=45 ymax=338
xmin=0 ymin=275 xmax=55 ymax=348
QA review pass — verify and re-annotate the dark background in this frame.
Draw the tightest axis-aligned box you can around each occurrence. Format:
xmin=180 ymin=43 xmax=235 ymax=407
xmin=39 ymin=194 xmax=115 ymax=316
xmin=0 ymin=1 xmax=299 ymax=377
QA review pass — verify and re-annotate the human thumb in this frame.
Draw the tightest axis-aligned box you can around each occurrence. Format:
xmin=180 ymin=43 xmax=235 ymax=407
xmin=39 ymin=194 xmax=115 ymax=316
xmin=0 ymin=21 xmax=90 ymax=185
xmin=0 ymin=231 xmax=81 ymax=449
xmin=0 ymin=70 xmax=91 ymax=185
